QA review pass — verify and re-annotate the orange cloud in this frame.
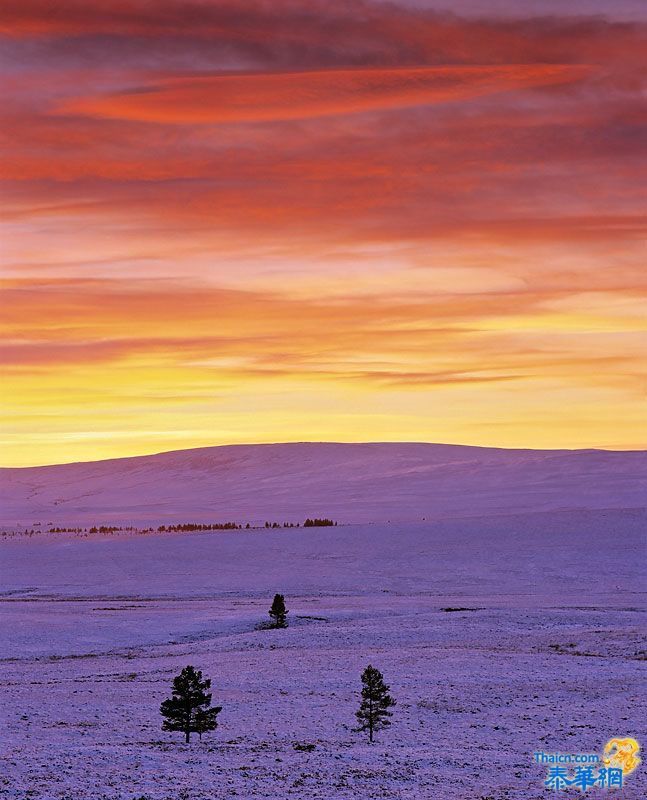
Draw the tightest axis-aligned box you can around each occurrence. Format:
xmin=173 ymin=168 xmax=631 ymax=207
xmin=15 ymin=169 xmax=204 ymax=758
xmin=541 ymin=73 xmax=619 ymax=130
xmin=63 ymin=64 xmax=590 ymax=124
xmin=1 ymin=2 xmax=645 ymax=464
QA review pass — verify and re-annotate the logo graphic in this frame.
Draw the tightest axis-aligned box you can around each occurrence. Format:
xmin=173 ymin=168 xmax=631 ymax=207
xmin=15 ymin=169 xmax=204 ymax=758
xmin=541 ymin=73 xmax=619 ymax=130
xmin=534 ymin=737 xmax=640 ymax=791
xmin=603 ymin=737 xmax=641 ymax=776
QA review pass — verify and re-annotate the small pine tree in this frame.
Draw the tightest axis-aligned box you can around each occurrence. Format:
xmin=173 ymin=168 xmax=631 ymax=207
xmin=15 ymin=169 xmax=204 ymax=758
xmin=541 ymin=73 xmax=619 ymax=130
xmin=269 ymin=593 xmax=288 ymax=628
xmin=354 ymin=664 xmax=396 ymax=742
xmin=160 ymin=665 xmax=222 ymax=743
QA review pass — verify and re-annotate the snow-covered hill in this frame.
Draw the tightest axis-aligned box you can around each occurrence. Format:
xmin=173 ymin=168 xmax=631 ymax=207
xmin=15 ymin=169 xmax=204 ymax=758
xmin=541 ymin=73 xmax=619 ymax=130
xmin=1 ymin=442 xmax=645 ymax=527
xmin=0 ymin=443 xmax=647 ymax=525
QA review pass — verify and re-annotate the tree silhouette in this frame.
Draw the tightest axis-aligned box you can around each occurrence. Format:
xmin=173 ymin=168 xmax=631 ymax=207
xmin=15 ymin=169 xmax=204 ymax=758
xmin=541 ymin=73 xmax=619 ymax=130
xmin=355 ymin=664 xmax=396 ymax=742
xmin=269 ymin=593 xmax=288 ymax=628
xmin=160 ymin=665 xmax=222 ymax=743
xmin=195 ymin=708 xmax=213 ymax=742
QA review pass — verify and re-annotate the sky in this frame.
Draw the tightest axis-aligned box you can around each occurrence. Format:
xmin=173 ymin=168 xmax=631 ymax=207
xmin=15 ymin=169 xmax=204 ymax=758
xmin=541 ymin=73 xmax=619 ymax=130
xmin=1 ymin=1 xmax=646 ymax=466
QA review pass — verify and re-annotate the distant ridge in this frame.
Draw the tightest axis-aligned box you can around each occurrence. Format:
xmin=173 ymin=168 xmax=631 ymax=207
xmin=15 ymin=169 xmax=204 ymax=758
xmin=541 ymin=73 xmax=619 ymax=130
xmin=1 ymin=442 xmax=645 ymax=527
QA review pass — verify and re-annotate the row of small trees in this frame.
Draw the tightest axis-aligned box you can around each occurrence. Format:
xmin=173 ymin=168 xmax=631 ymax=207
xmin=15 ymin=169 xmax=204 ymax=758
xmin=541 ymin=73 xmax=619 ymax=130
xmin=264 ymin=519 xmax=337 ymax=528
xmin=158 ymin=522 xmax=240 ymax=532
xmin=161 ymin=664 xmax=395 ymax=744
xmin=45 ymin=520 xmax=338 ymax=535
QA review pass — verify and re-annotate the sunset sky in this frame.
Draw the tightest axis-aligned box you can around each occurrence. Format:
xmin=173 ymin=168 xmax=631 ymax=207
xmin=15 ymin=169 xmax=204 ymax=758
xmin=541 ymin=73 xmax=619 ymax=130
xmin=1 ymin=1 xmax=646 ymax=466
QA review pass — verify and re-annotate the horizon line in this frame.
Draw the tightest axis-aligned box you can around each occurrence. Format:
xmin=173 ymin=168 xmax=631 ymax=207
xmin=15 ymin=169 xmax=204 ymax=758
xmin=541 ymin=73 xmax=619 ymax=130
xmin=3 ymin=439 xmax=646 ymax=470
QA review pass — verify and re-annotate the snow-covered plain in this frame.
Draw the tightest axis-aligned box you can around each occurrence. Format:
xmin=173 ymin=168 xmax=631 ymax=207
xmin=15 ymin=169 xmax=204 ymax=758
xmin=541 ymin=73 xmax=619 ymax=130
xmin=1 ymin=509 xmax=646 ymax=799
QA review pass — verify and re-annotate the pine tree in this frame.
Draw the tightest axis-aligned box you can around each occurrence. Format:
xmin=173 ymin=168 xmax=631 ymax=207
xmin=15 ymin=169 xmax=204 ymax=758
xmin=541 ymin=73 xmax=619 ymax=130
xmin=269 ymin=593 xmax=288 ymax=628
xmin=160 ymin=665 xmax=222 ymax=743
xmin=354 ymin=664 xmax=396 ymax=742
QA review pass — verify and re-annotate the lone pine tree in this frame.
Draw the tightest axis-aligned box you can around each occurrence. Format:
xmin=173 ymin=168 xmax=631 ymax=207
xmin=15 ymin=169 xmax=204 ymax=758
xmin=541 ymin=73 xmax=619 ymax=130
xmin=269 ymin=593 xmax=288 ymax=628
xmin=355 ymin=664 xmax=396 ymax=742
xmin=160 ymin=665 xmax=222 ymax=743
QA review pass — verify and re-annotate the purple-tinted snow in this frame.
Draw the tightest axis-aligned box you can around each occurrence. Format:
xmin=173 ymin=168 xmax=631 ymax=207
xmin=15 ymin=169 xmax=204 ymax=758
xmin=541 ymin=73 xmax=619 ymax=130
xmin=1 ymin=442 xmax=645 ymax=526
xmin=1 ymin=509 xmax=645 ymax=799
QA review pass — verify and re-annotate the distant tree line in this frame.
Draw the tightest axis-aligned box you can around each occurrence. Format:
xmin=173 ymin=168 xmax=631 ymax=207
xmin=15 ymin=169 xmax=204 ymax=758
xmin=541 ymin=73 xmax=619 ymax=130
xmin=30 ymin=519 xmax=341 ymax=537
xmin=88 ymin=525 xmax=124 ymax=534
xmin=48 ymin=527 xmax=84 ymax=533
xmin=263 ymin=519 xmax=338 ymax=528
xmin=264 ymin=521 xmax=299 ymax=528
xmin=157 ymin=522 xmax=241 ymax=532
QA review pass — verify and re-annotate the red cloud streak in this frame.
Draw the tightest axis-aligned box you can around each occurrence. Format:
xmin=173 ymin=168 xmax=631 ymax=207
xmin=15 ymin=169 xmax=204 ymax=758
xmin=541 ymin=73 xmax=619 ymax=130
xmin=63 ymin=64 xmax=591 ymax=124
